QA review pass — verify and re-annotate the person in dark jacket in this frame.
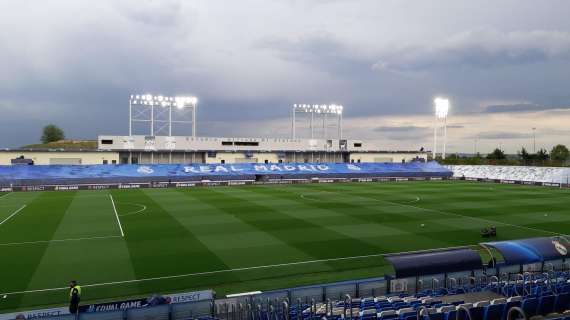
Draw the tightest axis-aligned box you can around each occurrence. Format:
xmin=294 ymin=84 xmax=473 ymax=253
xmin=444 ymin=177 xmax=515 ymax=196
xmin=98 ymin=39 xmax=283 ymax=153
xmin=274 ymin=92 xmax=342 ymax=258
xmin=69 ymin=280 xmax=81 ymax=314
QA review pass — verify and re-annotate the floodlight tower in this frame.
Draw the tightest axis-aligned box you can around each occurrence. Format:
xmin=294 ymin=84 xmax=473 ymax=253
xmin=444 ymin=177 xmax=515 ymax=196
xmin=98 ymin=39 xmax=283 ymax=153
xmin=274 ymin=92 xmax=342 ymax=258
xmin=129 ymin=94 xmax=198 ymax=137
xmin=433 ymin=97 xmax=450 ymax=159
xmin=291 ymin=104 xmax=343 ymax=139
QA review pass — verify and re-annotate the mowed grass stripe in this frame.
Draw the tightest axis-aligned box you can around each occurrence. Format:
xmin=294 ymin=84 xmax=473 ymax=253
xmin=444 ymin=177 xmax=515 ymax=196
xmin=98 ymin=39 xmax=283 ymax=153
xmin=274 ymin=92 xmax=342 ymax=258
xmin=250 ymin=184 xmax=474 ymax=251
xmin=0 ymin=191 xmax=77 ymax=309
xmin=148 ymin=189 xmax=316 ymax=265
xmin=203 ymin=187 xmax=383 ymax=260
xmin=19 ymin=191 xmax=137 ymax=309
xmin=308 ymin=182 xmax=566 ymax=237
xmin=111 ymin=189 xmax=240 ymax=294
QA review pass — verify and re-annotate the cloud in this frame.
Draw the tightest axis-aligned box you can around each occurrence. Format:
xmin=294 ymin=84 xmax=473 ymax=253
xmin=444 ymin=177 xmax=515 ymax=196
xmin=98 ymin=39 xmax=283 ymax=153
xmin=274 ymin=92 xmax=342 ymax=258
xmin=484 ymin=103 xmax=570 ymax=113
xmin=472 ymin=131 xmax=532 ymax=140
xmin=254 ymin=31 xmax=372 ymax=75
xmin=373 ymin=29 xmax=570 ymax=72
xmin=373 ymin=125 xmax=431 ymax=140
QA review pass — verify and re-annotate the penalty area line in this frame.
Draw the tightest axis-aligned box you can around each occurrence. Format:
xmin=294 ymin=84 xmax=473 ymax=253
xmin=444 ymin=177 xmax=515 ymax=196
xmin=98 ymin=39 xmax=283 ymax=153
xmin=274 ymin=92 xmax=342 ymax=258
xmin=0 ymin=235 xmax=123 ymax=247
xmin=0 ymin=205 xmax=26 ymax=227
xmin=109 ymin=194 xmax=125 ymax=237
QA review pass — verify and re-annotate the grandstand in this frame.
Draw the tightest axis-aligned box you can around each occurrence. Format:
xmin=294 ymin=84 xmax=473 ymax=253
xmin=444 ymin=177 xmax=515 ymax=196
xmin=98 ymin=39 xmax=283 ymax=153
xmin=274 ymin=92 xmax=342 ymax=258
xmin=449 ymin=165 xmax=570 ymax=185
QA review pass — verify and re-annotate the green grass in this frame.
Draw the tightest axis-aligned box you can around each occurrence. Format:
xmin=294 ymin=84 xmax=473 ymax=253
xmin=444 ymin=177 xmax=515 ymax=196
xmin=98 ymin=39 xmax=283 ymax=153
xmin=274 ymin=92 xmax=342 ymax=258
xmin=1 ymin=181 xmax=569 ymax=312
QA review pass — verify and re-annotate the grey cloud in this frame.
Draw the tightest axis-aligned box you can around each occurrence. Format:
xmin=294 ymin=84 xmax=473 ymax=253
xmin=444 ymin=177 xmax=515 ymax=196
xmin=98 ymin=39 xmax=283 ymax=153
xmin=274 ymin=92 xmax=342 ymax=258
xmin=254 ymin=32 xmax=372 ymax=75
xmin=374 ymin=125 xmax=431 ymax=140
xmin=374 ymin=29 xmax=570 ymax=72
xmin=472 ymin=132 xmax=532 ymax=140
xmin=484 ymin=104 xmax=570 ymax=113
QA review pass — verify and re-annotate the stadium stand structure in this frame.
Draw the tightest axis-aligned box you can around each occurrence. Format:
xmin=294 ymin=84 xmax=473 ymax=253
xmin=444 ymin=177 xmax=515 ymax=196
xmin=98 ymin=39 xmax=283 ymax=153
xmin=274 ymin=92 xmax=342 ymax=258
xmin=7 ymin=237 xmax=570 ymax=320
xmin=449 ymin=165 xmax=570 ymax=185
xmin=0 ymin=161 xmax=451 ymax=189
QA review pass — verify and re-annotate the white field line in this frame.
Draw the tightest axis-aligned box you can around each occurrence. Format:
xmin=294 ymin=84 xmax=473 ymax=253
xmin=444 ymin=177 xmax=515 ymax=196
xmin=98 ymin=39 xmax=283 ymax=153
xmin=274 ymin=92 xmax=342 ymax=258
xmin=0 ymin=205 xmax=26 ymax=227
xmin=0 ymin=235 xmax=122 ymax=247
xmin=117 ymin=202 xmax=147 ymax=217
xmin=0 ymin=192 xmax=11 ymax=200
xmin=0 ymin=245 xmax=471 ymax=296
xmin=109 ymin=194 xmax=125 ymax=237
xmin=302 ymin=189 xmax=565 ymax=237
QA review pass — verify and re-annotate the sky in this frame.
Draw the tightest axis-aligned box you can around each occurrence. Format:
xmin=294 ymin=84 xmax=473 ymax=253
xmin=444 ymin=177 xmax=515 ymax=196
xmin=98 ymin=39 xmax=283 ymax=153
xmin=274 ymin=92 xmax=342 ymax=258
xmin=1 ymin=0 xmax=570 ymax=153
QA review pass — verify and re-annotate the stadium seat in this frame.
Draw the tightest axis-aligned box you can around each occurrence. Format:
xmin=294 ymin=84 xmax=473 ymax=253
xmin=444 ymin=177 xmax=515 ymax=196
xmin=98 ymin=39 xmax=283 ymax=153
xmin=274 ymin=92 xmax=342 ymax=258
xmin=538 ymin=295 xmax=556 ymax=315
xmin=483 ymin=303 xmax=505 ymax=320
xmin=521 ymin=297 xmax=539 ymax=318
xmin=556 ymin=292 xmax=570 ymax=313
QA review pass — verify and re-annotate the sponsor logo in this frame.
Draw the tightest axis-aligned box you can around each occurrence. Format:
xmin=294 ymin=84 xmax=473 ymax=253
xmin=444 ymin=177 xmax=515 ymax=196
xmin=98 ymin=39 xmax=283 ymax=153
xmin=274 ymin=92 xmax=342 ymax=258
xmin=543 ymin=182 xmax=560 ymax=187
xmin=500 ymin=180 xmax=515 ymax=184
xmin=176 ymin=183 xmax=196 ymax=187
xmin=88 ymin=185 xmax=110 ymax=190
xmin=553 ymin=240 xmax=568 ymax=256
xmin=228 ymin=181 xmax=246 ymax=185
xmin=119 ymin=184 xmax=141 ymax=189
xmin=55 ymin=185 xmax=79 ymax=191
xmin=0 ymin=187 xmax=12 ymax=192
xmin=137 ymin=166 xmax=154 ymax=174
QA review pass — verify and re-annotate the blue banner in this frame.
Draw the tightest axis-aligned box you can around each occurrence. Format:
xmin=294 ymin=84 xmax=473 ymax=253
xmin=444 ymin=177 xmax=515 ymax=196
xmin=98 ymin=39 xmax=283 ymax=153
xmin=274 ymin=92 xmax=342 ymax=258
xmin=0 ymin=162 xmax=451 ymax=181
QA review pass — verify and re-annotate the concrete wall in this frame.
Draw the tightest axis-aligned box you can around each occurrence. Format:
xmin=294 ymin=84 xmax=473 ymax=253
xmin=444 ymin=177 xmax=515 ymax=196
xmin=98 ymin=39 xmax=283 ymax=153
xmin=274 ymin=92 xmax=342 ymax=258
xmin=0 ymin=151 xmax=120 ymax=165
xmin=349 ymin=152 xmax=427 ymax=163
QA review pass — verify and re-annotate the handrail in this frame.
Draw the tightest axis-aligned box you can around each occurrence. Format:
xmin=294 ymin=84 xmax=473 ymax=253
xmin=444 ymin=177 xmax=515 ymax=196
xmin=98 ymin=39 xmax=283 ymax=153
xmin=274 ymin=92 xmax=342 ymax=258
xmin=456 ymin=305 xmax=473 ymax=320
xmin=447 ymin=277 xmax=457 ymax=290
xmin=432 ymin=278 xmax=440 ymax=291
xmin=416 ymin=306 xmax=430 ymax=320
xmin=282 ymin=301 xmax=289 ymax=320
xmin=507 ymin=307 xmax=527 ymax=320
xmin=344 ymin=294 xmax=352 ymax=320
xmin=514 ymin=274 xmax=524 ymax=296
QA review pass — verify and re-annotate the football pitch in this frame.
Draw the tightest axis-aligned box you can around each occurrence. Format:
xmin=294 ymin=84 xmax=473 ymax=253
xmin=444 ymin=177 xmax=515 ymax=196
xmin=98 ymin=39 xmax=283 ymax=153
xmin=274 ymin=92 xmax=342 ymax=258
xmin=1 ymin=181 xmax=570 ymax=312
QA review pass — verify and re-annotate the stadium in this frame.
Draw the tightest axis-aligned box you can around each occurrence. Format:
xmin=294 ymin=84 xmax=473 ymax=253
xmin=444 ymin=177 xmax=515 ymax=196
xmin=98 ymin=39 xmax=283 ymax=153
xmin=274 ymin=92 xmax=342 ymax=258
xmin=2 ymin=3 xmax=570 ymax=320
xmin=1 ymin=92 xmax=570 ymax=320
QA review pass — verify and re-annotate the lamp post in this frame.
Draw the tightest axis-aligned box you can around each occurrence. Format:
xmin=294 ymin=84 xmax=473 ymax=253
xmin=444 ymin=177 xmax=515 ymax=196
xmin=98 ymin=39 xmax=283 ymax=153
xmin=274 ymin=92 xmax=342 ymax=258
xmin=532 ymin=127 xmax=536 ymax=153
xmin=433 ymin=98 xmax=450 ymax=160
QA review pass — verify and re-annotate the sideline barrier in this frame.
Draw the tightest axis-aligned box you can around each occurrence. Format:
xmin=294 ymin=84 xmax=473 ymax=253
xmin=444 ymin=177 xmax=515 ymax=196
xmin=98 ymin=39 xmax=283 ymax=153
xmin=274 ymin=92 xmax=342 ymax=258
xmin=0 ymin=162 xmax=451 ymax=188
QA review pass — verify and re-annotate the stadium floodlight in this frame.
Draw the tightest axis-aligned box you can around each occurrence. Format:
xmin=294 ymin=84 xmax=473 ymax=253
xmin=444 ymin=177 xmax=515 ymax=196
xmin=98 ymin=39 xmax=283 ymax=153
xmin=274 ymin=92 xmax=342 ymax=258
xmin=129 ymin=94 xmax=198 ymax=137
xmin=433 ymin=97 xmax=450 ymax=160
xmin=291 ymin=103 xmax=344 ymax=139
xmin=434 ymin=98 xmax=449 ymax=119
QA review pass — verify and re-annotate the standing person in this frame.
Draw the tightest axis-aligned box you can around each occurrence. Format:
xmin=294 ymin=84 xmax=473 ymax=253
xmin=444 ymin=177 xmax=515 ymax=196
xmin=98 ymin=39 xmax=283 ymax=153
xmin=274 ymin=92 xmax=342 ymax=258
xmin=68 ymin=280 xmax=81 ymax=315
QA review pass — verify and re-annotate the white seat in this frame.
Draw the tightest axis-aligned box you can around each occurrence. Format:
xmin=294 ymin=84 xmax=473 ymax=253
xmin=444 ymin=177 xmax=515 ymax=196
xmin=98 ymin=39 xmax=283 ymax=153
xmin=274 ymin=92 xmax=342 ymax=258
xmin=491 ymin=298 xmax=507 ymax=305
xmin=474 ymin=301 xmax=490 ymax=308
xmin=438 ymin=306 xmax=456 ymax=313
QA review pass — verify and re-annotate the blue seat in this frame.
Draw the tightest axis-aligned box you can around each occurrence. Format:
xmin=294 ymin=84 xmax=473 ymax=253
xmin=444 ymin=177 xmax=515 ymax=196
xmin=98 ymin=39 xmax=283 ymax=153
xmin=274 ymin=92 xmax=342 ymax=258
xmin=555 ymin=292 xmax=570 ymax=313
xmin=538 ymin=295 xmax=555 ymax=315
xmin=483 ymin=304 xmax=504 ymax=320
xmin=470 ymin=306 xmax=485 ymax=320
xmin=445 ymin=310 xmax=468 ymax=320
xmin=425 ymin=313 xmax=444 ymax=320
xmin=521 ymin=297 xmax=538 ymax=318
xmin=501 ymin=300 xmax=521 ymax=320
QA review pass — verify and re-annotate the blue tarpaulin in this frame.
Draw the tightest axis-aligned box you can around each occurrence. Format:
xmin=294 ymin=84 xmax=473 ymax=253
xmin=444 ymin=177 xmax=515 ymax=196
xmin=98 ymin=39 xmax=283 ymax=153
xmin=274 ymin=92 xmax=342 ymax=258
xmin=0 ymin=162 xmax=451 ymax=181
xmin=385 ymin=248 xmax=483 ymax=278
xmin=483 ymin=237 xmax=569 ymax=265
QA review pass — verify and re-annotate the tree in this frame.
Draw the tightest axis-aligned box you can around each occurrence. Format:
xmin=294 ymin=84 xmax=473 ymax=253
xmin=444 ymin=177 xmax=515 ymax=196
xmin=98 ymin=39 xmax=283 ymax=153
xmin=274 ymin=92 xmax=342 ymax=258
xmin=518 ymin=147 xmax=531 ymax=163
xmin=41 ymin=124 xmax=65 ymax=144
xmin=550 ymin=144 xmax=570 ymax=161
xmin=486 ymin=148 xmax=506 ymax=160
xmin=535 ymin=148 xmax=549 ymax=161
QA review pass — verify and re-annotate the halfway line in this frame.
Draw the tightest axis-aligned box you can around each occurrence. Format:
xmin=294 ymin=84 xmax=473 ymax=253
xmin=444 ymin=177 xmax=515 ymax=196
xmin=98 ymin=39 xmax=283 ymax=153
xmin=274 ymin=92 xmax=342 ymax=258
xmin=0 ymin=205 xmax=26 ymax=227
xmin=109 ymin=194 xmax=125 ymax=237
